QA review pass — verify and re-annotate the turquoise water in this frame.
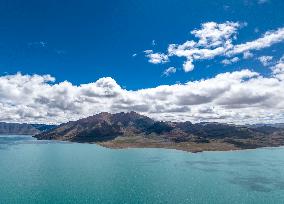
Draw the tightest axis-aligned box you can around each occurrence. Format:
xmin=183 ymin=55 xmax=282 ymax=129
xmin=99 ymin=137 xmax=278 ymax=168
xmin=0 ymin=135 xmax=284 ymax=204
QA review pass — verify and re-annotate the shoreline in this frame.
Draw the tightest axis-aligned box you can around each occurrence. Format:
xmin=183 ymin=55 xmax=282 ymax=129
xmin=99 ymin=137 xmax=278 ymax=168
xmin=97 ymin=143 xmax=284 ymax=153
xmin=88 ymin=141 xmax=284 ymax=153
xmin=33 ymin=135 xmax=284 ymax=153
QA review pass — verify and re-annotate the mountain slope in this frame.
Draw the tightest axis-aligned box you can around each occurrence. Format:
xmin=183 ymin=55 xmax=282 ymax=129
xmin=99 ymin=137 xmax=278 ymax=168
xmin=35 ymin=112 xmax=155 ymax=142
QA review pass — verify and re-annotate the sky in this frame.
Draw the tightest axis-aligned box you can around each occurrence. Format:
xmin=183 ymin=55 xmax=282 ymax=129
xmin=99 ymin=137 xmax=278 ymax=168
xmin=0 ymin=0 xmax=284 ymax=124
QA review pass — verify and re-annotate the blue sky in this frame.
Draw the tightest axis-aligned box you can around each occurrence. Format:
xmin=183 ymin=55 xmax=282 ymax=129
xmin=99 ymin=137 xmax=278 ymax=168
xmin=0 ymin=0 xmax=284 ymax=124
xmin=1 ymin=0 xmax=283 ymax=89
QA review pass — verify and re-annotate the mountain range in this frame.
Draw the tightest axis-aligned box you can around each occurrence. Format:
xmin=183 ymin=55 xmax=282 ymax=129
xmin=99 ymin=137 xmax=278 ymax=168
xmin=34 ymin=112 xmax=284 ymax=153
xmin=0 ymin=122 xmax=55 ymax=135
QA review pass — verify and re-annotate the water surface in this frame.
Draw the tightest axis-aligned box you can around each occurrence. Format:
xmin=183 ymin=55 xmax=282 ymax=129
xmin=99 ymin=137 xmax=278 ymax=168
xmin=0 ymin=135 xmax=284 ymax=204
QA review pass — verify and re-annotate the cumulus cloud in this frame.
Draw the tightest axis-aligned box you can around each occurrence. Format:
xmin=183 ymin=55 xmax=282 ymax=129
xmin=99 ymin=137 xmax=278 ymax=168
xmin=258 ymin=55 xmax=273 ymax=66
xmin=1 ymin=69 xmax=284 ymax=124
xmin=221 ymin=57 xmax=240 ymax=65
xmin=145 ymin=21 xmax=284 ymax=72
xmin=243 ymin=51 xmax=254 ymax=59
xmin=190 ymin=21 xmax=240 ymax=48
xmin=144 ymin=50 xmax=169 ymax=64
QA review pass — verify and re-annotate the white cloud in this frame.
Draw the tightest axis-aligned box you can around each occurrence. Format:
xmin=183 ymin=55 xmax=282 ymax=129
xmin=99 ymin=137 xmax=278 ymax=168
xmin=165 ymin=21 xmax=239 ymax=71
xmin=145 ymin=22 xmax=284 ymax=72
xmin=191 ymin=21 xmax=240 ymax=48
xmin=227 ymin=28 xmax=284 ymax=56
xmin=258 ymin=55 xmax=273 ymax=66
xmin=162 ymin=67 xmax=176 ymax=76
xmin=144 ymin=50 xmax=153 ymax=54
xmin=0 ymin=69 xmax=284 ymax=124
xmin=144 ymin=50 xmax=169 ymax=64
xmin=221 ymin=57 xmax=240 ymax=65
xmin=271 ymin=55 xmax=284 ymax=80
xmin=183 ymin=60 xmax=195 ymax=72
xmin=243 ymin=51 xmax=254 ymax=59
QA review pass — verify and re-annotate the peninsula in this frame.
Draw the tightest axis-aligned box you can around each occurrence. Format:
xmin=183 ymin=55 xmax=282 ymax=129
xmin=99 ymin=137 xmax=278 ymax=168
xmin=33 ymin=112 xmax=284 ymax=153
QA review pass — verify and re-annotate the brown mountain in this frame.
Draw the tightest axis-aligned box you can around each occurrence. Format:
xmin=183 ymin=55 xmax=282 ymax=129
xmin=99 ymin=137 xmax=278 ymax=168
xmin=35 ymin=112 xmax=154 ymax=141
xmin=34 ymin=112 xmax=284 ymax=153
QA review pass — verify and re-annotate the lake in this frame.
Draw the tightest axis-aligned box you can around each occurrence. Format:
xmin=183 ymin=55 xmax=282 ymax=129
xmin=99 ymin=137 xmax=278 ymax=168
xmin=0 ymin=135 xmax=284 ymax=204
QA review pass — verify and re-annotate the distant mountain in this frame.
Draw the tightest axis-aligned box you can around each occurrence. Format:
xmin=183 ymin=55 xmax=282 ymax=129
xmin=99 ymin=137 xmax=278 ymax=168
xmin=249 ymin=123 xmax=284 ymax=129
xmin=0 ymin=122 xmax=56 ymax=135
xmin=34 ymin=112 xmax=284 ymax=152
